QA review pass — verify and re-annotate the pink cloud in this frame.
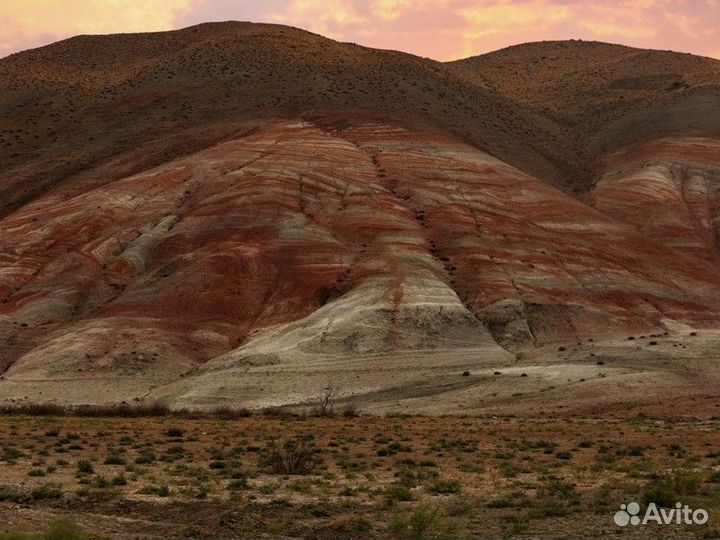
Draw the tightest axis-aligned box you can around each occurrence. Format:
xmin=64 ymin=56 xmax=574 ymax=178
xmin=1 ymin=0 xmax=719 ymax=60
xmin=0 ymin=0 xmax=192 ymax=57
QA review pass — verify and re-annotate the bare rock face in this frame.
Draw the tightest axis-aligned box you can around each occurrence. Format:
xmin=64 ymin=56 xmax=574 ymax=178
xmin=2 ymin=120 xmax=720 ymax=407
xmin=593 ymin=137 xmax=720 ymax=262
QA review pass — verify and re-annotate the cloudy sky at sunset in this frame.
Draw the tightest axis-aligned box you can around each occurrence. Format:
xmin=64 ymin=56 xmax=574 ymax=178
xmin=2 ymin=0 xmax=719 ymax=60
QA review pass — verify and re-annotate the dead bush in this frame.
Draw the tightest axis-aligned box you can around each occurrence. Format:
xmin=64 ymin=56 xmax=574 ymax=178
xmin=312 ymin=386 xmax=336 ymax=417
xmin=263 ymin=437 xmax=319 ymax=475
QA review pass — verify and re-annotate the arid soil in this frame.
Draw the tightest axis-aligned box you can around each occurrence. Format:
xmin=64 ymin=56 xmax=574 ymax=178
xmin=1 ymin=413 xmax=720 ymax=539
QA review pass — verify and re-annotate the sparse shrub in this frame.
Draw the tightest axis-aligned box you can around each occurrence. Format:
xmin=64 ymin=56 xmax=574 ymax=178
xmin=92 ymin=476 xmax=111 ymax=488
xmin=388 ymin=506 xmax=448 ymax=539
xmin=140 ymin=484 xmax=170 ymax=497
xmin=30 ymin=483 xmax=63 ymax=500
xmin=0 ymin=485 xmax=23 ymax=502
xmin=76 ymin=461 xmax=93 ymax=475
xmin=227 ymin=476 xmax=248 ymax=491
xmin=643 ymin=470 xmax=701 ymax=507
xmin=341 ymin=403 xmax=359 ymax=418
xmin=104 ymin=453 xmax=125 ymax=465
xmin=263 ymin=437 xmax=319 ymax=475
xmin=111 ymin=474 xmax=127 ymax=486
xmin=385 ymin=485 xmax=415 ymax=506
xmin=487 ymin=491 xmax=530 ymax=508
xmin=530 ymin=478 xmax=580 ymax=518
xmin=0 ymin=526 xmax=33 ymax=540
xmin=166 ymin=428 xmax=184 ymax=438
xmin=44 ymin=517 xmax=86 ymax=540
xmin=211 ymin=406 xmax=252 ymax=419
xmin=429 ymin=480 xmax=461 ymax=495
xmin=312 ymin=386 xmax=336 ymax=417
xmin=378 ymin=442 xmax=412 ymax=457
xmin=135 ymin=451 xmax=155 ymax=464
xmin=2 ymin=446 xmax=23 ymax=463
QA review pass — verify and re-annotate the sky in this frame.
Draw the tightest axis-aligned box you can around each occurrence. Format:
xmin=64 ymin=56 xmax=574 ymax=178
xmin=1 ymin=0 xmax=719 ymax=61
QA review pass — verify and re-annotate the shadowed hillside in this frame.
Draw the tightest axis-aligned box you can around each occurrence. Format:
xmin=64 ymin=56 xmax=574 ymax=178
xmin=0 ymin=22 xmax=578 ymax=218
xmin=450 ymin=40 xmax=720 ymax=192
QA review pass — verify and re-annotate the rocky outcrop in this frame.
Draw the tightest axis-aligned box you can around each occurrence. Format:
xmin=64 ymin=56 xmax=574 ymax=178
xmin=593 ymin=137 xmax=720 ymax=262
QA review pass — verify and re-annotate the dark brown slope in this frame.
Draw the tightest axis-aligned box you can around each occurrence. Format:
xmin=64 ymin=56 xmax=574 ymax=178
xmin=448 ymin=40 xmax=720 ymax=193
xmin=0 ymin=21 xmax=579 ymax=218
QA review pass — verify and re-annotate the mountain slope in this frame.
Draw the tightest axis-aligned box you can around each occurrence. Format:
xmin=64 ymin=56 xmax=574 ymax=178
xmin=1 ymin=25 xmax=720 ymax=411
xmin=2 ymin=120 xmax=720 ymax=408
xmin=0 ymin=21 xmax=579 ymax=218
xmin=449 ymin=40 xmax=720 ymax=193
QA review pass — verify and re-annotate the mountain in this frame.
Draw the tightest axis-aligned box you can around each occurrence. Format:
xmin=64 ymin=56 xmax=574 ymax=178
xmin=1 ymin=23 xmax=719 ymax=414
xmin=450 ymin=41 xmax=720 ymax=192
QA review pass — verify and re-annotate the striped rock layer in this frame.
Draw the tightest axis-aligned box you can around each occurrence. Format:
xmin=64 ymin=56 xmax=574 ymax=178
xmin=1 ymin=121 xmax=719 ymax=407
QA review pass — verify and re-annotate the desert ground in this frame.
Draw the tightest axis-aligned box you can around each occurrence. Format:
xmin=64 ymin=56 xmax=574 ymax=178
xmin=2 ymin=325 xmax=719 ymax=419
xmin=1 ymin=412 xmax=720 ymax=539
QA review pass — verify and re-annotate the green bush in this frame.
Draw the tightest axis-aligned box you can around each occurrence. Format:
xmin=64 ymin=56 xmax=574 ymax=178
xmin=643 ymin=470 xmax=701 ymax=507
xmin=227 ymin=477 xmax=248 ymax=491
xmin=385 ymin=485 xmax=415 ymax=506
xmin=140 ymin=484 xmax=170 ymax=497
xmin=529 ymin=478 xmax=580 ymax=518
xmin=111 ymin=474 xmax=127 ymax=486
xmin=0 ymin=486 xmax=24 ymax=502
xmin=0 ymin=526 xmax=33 ymax=540
xmin=429 ymin=480 xmax=460 ymax=495
xmin=388 ymin=506 xmax=451 ymax=539
xmin=44 ymin=517 xmax=86 ymax=540
xmin=30 ymin=483 xmax=63 ymax=500
xmin=0 ymin=517 xmax=87 ymax=540
xmin=104 ymin=454 xmax=125 ymax=465
xmin=76 ymin=461 xmax=93 ymax=475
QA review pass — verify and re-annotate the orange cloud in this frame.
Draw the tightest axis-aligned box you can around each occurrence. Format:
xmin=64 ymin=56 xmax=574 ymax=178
xmin=0 ymin=0 xmax=191 ymax=56
xmin=373 ymin=0 xmax=414 ymax=21
xmin=267 ymin=0 xmax=365 ymax=38
xmin=2 ymin=0 xmax=720 ymax=61
xmin=460 ymin=2 xmax=571 ymax=28
xmin=457 ymin=2 xmax=571 ymax=57
xmin=578 ymin=20 xmax=657 ymax=39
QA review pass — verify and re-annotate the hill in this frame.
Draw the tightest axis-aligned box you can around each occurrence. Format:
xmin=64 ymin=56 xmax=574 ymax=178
xmin=0 ymin=22 xmax=577 ymax=216
xmin=449 ymin=40 xmax=720 ymax=191
xmin=1 ymin=24 xmax=720 ymax=413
